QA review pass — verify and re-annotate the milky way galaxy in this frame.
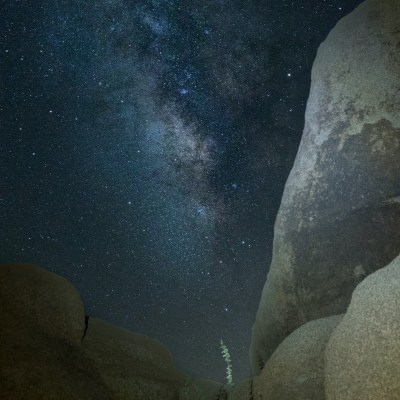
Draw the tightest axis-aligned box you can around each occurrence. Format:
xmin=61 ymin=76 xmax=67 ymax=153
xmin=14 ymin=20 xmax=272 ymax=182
xmin=1 ymin=0 xmax=363 ymax=381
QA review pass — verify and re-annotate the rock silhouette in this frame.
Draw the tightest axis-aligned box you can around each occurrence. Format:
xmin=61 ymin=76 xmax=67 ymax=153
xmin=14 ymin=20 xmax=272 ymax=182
xmin=0 ymin=263 xmax=186 ymax=400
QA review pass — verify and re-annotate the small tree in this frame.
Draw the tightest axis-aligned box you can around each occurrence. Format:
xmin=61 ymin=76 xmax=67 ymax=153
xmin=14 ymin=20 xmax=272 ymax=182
xmin=220 ymin=340 xmax=233 ymax=387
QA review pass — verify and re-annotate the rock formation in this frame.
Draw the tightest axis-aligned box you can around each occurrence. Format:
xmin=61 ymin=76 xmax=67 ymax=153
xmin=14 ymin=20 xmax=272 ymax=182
xmin=0 ymin=263 xmax=114 ymax=399
xmin=325 ymin=254 xmax=400 ymax=400
xmin=0 ymin=263 xmax=186 ymax=400
xmin=254 ymin=315 xmax=342 ymax=400
xmin=250 ymin=0 xmax=400 ymax=373
xmin=82 ymin=318 xmax=185 ymax=400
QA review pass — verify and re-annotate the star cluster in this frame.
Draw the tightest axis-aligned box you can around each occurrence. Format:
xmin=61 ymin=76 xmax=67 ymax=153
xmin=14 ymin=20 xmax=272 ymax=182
xmin=1 ymin=0 xmax=363 ymax=381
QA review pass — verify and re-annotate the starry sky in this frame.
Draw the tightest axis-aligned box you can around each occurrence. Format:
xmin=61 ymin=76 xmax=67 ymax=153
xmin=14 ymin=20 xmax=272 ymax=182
xmin=1 ymin=0 xmax=363 ymax=383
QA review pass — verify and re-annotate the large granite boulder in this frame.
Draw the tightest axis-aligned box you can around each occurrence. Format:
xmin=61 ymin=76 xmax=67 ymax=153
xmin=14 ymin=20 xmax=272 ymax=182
xmin=0 ymin=263 xmax=113 ymax=399
xmin=325 ymin=254 xmax=400 ymax=400
xmin=0 ymin=263 xmax=187 ymax=400
xmin=254 ymin=315 xmax=342 ymax=400
xmin=0 ymin=263 xmax=85 ymax=345
xmin=250 ymin=0 xmax=400 ymax=373
xmin=82 ymin=317 xmax=186 ymax=400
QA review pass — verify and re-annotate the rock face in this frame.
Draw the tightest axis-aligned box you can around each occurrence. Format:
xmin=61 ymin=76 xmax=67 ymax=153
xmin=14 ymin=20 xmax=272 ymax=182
xmin=0 ymin=263 xmax=186 ymax=400
xmin=0 ymin=263 xmax=114 ymax=400
xmin=254 ymin=315 xmax=342 ymax=400
xmin=0 ymin=263 xmax=85 ymax=345
xmin=250 ymin=0 xmax=400 ymax=373
xmin=325 ymin=254 xmax=400 ymax=400
xmin=82 ymin=318 xmax=185 ymax=400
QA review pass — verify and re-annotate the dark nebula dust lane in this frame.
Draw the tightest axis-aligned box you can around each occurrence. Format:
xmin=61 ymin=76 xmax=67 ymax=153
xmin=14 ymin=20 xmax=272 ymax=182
xmin=0 ymin=0 xmax=363 ymax=381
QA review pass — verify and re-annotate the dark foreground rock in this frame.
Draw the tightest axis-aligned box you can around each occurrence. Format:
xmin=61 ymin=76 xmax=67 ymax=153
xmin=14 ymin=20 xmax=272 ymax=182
xmin=250 ymin=0 xmax=400 ymax=373
xmin=82 ymin=318 xmax=185 ymax=400
xmin=0 ymin=263 xmax=113 ymax=399
xmin=0 ymin=263 xmax=186 ymax=400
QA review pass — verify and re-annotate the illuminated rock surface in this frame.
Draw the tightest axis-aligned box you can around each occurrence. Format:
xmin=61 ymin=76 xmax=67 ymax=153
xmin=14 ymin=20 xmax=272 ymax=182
xmin=251 ymin=0 xmax=400 ymax=373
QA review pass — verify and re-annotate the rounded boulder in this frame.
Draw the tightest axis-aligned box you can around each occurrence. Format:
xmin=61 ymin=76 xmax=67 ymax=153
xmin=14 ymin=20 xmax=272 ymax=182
xmin=325 ymin=254 xmax=400 ymax=400
xmin=0 ymin=263 xmax=85 ymax=345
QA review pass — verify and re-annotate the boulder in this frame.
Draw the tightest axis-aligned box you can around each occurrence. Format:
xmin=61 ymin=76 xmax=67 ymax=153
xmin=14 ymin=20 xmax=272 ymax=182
xmin=0 ymin=263 xmax=85 ymax=345
xmin=250 ymin=0 xmax=400 ymax=373
xmin=0 ymin=263 xmax=113 ymax=399
xmin=82 ymin=317 xmax=186 ymax=400
xmin=325 ymin=254 xmax=400 ymax=400
xmin=0 ymin=263 xmax=187 ymax=400
xmin=254 ymin=315 xmax=342 ymax=400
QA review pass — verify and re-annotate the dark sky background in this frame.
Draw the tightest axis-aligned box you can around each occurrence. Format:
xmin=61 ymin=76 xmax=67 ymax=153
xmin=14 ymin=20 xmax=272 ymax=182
xmin=1 ymin=0 xmax=363 ymax=383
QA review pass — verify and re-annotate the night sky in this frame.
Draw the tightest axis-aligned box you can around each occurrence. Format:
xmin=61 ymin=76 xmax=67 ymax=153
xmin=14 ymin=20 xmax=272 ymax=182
xmin=1 ymin=0 xmax=363 ymax=383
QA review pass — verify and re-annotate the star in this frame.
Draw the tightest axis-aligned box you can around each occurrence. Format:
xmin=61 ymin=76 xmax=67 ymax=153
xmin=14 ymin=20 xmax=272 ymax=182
xmin=1 ymin=0 xmax=365 ymax=384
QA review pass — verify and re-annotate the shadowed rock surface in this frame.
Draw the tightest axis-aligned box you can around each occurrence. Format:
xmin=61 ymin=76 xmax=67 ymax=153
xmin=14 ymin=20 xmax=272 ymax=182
xmin=250 ymin=0 xmax=400 ymax=373
xmin=82 ymin=318 xmax=186 ymax=400
xmin=0 ymin=263 xmax=114 ymax=400
xmin=0 ymin=263 xmax=85 ymax=345
xmin=254 ymin=315 xmax=342 ymax=400
xmin=0 ymin=263 xmax=187 ymax=400
xmin=325 ymin=254 xmax=400 ymax=400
